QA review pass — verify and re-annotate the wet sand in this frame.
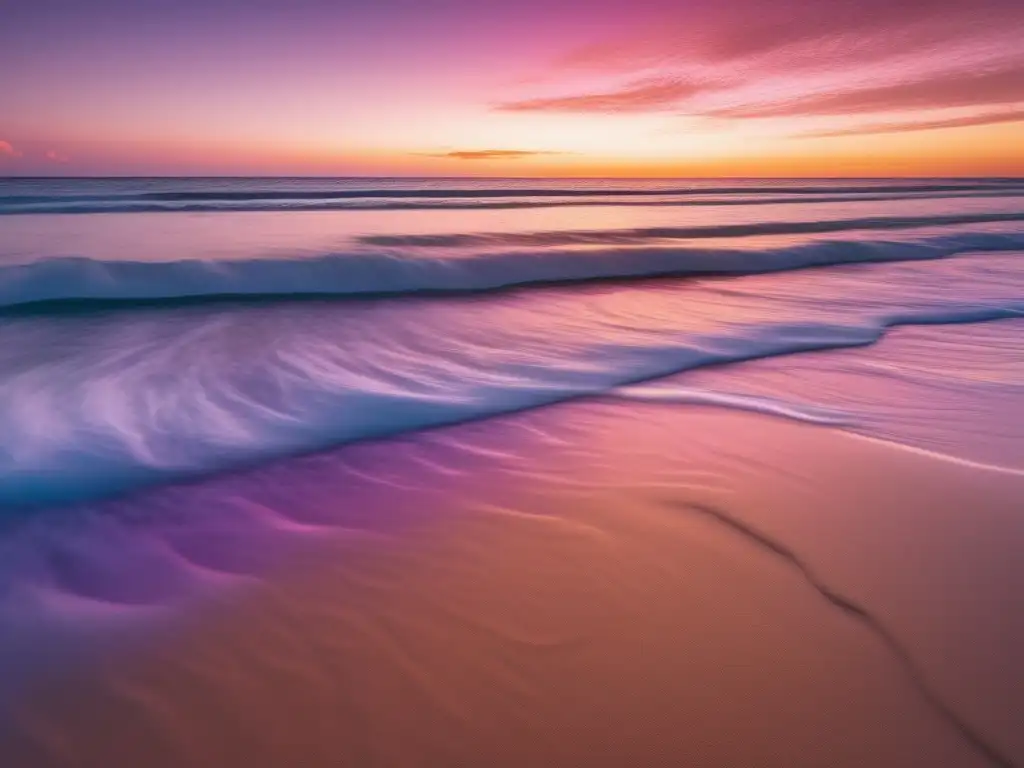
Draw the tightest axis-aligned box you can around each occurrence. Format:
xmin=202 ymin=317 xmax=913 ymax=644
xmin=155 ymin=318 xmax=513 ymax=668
xmin=1 ymin=324 xmax=1022 ymax=767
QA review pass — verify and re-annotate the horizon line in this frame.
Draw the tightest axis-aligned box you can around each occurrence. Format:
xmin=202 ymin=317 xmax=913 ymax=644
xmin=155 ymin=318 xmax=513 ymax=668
xmin=4 ymin=174 xmax=1024 ymax=181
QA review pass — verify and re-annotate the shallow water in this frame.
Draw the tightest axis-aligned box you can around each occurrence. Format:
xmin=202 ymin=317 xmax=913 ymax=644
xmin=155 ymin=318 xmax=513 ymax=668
xmin=1 ymin=177 xmax=1023 ymax=507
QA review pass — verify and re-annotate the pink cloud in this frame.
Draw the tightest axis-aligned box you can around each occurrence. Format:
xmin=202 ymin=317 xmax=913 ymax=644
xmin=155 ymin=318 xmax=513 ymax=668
xmin=0 ymin=140 xmax=21 ymax=157
xmin=708 ymin=64 xmax=1024 ymax=118
xmin=497 ymin=77 xmax=706 ymax=113
xmin=548 ymin=0 xmax=1023 ymax=74
xmin=679 ymin=0 xmax=985 ymax=64
xmin=805 ymin=107 xmax=1024 ymax=137
xmin=503 ymin=0 xmax=1024 ymax=139
xmin=45 ymin=149 xmax=70 ymax=163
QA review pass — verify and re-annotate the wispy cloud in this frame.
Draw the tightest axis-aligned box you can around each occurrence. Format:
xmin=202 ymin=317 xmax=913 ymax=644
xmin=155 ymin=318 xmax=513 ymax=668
xmin=497 ymin=77 xmax=704 ymax=113
xmin=804 ymin=107 xmax=1024 ymax=137
xmin=674 ymin=0 xmax=996 ymax=64
xmin=501 ymin=0 xmax=1024 ymax=137
xmin=547 ymin=0 xmax=1021 ymax=72
xmin=709 ymin=64 xmax=1024 ymax=118
xmin=44 ymin=149 xmax=70 ymax=163
xmin=418 ymin=149 xmax=567 ymax=160
xmin=0 ymin=140 xmax=21 ymax=157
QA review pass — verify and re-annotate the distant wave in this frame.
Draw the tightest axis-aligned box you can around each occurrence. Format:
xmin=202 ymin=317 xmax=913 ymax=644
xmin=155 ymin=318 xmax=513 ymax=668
xmin=3 ymin=230 xmax=1023 ymax=310
xmin=3 ymin=184 xmax=1024 ymax=214
xmin=7 ymin=181 xmax=1022 ymax=202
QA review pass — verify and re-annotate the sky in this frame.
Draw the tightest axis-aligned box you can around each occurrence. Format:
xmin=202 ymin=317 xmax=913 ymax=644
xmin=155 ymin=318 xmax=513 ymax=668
xmin=2 ymin=0 xmax=1023 ymax=176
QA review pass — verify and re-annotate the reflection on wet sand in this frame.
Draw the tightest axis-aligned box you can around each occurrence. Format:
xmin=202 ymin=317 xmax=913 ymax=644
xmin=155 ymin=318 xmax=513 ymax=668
xmin=2 ymin=321 xmax=1022 ymax=766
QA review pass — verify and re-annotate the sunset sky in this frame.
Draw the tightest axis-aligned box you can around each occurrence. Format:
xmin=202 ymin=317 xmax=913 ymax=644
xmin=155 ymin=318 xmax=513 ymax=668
xmin=2 ymin=0 xmax=1023 ymax=176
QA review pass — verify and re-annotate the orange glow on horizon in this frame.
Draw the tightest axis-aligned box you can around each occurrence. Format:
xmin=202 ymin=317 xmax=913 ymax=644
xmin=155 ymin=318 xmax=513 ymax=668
xmin=3 ymin=1 xmax=1022 ymax=177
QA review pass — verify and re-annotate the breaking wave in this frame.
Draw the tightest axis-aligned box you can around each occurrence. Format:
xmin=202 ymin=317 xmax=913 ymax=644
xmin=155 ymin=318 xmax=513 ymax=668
xmin=3 ymin=229 xmax=1024 ymax=310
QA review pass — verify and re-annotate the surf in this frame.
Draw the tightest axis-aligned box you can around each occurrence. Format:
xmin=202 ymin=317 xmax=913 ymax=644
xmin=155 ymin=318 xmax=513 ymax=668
xmin=0 ymin=249 xmax=1021 ymax=509
xmin=2 ymin=229 xmax=1023 ymax=311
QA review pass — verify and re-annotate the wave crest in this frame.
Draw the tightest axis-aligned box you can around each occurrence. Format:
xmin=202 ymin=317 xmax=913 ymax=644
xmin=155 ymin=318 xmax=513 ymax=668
xmin=3 ymin=230 xmax=1024 ymax=310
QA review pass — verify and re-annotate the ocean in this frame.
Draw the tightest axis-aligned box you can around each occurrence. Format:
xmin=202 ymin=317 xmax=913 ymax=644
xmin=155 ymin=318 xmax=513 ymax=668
xmin=1 ymin=177 xmax=1023 ymax=766
xmin=1 ymin=177 xmax=1023 ymax=505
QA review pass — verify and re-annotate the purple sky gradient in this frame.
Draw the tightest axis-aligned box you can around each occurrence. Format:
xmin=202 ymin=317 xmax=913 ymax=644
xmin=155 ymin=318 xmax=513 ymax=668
xmin=2 ymin=0 xmax=1022 ymax=175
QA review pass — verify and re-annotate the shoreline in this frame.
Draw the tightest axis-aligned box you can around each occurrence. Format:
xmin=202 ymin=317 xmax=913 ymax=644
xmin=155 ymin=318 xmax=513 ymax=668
xmin=2 ymin=333 xmax=1021 ymax=765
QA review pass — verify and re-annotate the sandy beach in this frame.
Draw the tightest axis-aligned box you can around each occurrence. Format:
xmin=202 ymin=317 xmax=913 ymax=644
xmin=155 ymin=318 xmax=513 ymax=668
xmin=2 ymin=320 xmax=1020 ymax=767
xmin=5 ymin=0 xmax=1024 ymax=761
